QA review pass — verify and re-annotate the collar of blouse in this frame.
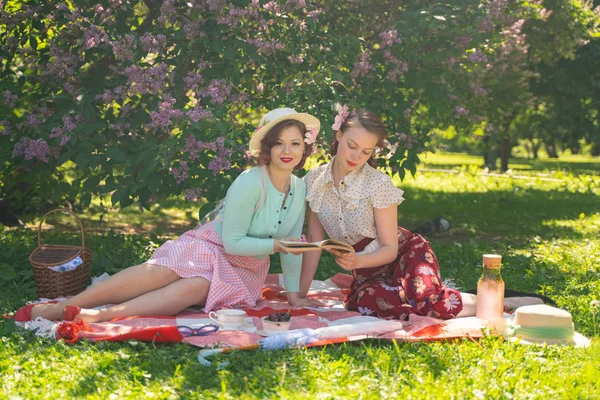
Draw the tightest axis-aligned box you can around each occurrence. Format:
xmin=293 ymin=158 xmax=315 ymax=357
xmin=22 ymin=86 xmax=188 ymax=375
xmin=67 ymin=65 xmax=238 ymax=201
xmin=306 ymin=157 xmax=389 ymax=211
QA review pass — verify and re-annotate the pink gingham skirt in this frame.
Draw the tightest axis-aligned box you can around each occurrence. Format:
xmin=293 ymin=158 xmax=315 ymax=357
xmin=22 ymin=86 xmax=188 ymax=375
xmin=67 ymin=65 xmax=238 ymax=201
xmin=146 ymin=222 xmax=270 ymax=312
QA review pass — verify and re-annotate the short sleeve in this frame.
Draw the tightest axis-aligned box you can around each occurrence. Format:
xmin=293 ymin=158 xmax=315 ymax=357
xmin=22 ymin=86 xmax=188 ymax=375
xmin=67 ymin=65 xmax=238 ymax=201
xmin=371 ymin=178 xmax=405 ymax=209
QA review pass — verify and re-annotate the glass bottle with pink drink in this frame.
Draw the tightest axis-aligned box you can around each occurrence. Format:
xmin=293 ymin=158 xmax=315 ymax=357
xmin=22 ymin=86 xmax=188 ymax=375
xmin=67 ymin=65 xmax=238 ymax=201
xmin=476 ymin=254 xmax=505 ymax=322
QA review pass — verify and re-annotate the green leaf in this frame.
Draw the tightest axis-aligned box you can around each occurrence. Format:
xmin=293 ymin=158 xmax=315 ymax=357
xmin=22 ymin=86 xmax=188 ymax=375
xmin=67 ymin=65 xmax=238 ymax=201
xmin=111 ymin=188 xmax=128 ymax=206
xmin=74 ymin=152 xmax=90 ymax=168
xmin=106 ymin=148 xmax=126 ymax=163
xmin=211 ymin=38 xmax=224 ymax=54
xmin=80 ymin=192 xmax=92 ymax=208
xmin=224 ymin=42 xmax=235 ymax=60
xmin=147 ymin=176 xmax=162 ymax=194
xmin=83 ymin=177 xmax=101 ymax=190
xmin=0 ymin=264 xmax=17 ymax=281
xmin=30 ymin=36 xmax=38 ymax=50
xmin=1 ymin=318 xmax=17 ymax=337
xmin=120 ymin=195 xmax=134 ymax=208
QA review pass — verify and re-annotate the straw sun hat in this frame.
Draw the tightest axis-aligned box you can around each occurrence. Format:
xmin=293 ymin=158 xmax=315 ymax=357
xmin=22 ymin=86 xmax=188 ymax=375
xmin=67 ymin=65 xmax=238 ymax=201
xmin=509 ymin=304 xmax=590 ymax=348
xmin=249 ymin=108 xmax=321 ymax=157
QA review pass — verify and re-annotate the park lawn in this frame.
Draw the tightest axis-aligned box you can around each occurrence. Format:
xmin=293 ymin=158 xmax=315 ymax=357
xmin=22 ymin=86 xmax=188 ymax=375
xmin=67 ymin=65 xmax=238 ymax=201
xmin=1 ymin=152 xmax=599 ymax=399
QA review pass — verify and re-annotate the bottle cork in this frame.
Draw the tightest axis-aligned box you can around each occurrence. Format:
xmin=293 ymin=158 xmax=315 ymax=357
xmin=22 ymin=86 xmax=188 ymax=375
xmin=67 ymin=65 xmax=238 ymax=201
xmin=482 ymin=254 xmax=502 ymax=269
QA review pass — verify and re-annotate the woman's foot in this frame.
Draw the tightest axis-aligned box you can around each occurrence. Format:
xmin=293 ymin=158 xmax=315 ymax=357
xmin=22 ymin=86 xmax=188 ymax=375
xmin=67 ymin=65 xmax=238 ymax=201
xmin=29 ymin=303 xmax=64 ymax=321
xmin=66 ymin=307 xmax=104 ymax=323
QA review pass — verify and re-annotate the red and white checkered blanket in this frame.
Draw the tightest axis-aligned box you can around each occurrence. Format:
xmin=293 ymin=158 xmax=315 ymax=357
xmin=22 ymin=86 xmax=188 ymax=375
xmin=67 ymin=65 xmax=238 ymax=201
xmin=17 ymin=273 xmax=490 ymax=347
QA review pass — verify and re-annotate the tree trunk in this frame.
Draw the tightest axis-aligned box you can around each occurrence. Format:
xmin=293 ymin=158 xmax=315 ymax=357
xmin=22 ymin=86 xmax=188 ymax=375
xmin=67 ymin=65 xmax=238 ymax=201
xmin=499 ymin=137 xmax=511 ymax=172
xmin=591 ymin=141 xmax=600 ymax=157
xmin=545 ymin=141 xmax=559 ymax=158
xmin=532 ymin=141 xmax=539 ymax=159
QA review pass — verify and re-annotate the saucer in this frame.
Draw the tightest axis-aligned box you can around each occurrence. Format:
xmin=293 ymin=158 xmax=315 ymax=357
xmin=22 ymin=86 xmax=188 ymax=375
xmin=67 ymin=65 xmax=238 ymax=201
xmin=214 ymin=320 xmax=255 ymax=331
xmin=256 ymin=328 xmax=290 ymax=337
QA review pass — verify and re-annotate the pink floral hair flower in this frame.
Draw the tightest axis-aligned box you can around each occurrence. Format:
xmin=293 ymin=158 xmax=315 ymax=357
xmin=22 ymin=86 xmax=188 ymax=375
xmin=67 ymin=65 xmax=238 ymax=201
xmin=332 ymin=104 xmax=349 ymax=131
xmin=304 ymin=126 xmax=318 ymax=144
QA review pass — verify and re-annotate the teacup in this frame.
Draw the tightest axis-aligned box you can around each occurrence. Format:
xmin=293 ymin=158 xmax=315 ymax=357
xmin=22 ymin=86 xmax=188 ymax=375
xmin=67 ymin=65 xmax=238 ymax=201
xmin=208 ymin=309 xmax=247 ymax=328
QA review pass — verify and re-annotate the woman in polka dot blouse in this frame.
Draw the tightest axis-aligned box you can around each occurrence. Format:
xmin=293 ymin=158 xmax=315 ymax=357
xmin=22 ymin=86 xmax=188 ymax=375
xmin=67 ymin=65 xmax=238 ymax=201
xmin=18 ymin=108 xmax=324 ymax=324
xmin=299 ymin=106 xmax=463 ymax=320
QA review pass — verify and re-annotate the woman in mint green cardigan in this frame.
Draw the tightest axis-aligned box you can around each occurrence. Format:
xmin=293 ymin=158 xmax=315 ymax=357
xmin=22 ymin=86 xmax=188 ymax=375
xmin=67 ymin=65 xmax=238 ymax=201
xmin=19 ymin=108 xmax=323 ymax=324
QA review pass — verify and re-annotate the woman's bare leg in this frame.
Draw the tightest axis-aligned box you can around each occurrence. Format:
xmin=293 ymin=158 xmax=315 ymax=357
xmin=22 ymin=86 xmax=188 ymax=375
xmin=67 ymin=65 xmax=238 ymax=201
xmin=457 ymin=292 xmax=477 ymax=317
xmin=31 ymin=263 xmax=180 ymax=320
xmin=75 ymin=276 xmax=211 ymax=323
xmin=456 ymin=293 xmax=544 ymax=318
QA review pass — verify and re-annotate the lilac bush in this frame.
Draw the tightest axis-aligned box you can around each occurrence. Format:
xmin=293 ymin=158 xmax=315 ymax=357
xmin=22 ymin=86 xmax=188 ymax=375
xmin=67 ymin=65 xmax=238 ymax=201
xmin=0 ymin=0 xmax=597 ymax=220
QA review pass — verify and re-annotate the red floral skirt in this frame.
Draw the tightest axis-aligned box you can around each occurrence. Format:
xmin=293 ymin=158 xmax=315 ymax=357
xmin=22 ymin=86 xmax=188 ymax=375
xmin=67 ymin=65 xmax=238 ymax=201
xmin=344 ymin=227 xmax=463 ymax=320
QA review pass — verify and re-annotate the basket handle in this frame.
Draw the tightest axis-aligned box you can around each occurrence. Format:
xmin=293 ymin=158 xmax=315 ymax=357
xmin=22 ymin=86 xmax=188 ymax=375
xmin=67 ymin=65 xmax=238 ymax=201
xmin=37 ymin=208 xmax=86 ymax=249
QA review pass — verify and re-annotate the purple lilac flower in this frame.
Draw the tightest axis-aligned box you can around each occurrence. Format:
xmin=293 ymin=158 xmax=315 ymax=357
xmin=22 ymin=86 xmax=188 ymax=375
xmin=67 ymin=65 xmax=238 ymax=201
xmin=94 ymin=4 xmax=109 ymax=19
xmin=0 ymin=120 xmax=11 ymax=136
xmin=158 ymin=0 xmax=177 ymax=25
xmin=206 ymin=0 xmax=226 ymax=12
xmin=200 ymin=80 xmax=232 ymax=104
xmin=43 ymin=45 xmax=82 ymax=79
xmin=478 ymin=16 xmax=494 ymax=33
xmin=140 ymin=33 xmax=167 ymax=53
xmin=184 ymin=71 xmax=204 ymax=92
xmin=467 ymin=49 xmax=488 ymax=63
xmin=149 ymin=96 xmax=184 ymax=130
xmin=246 ymin=38 xmax=284 ymax=54
xmin=12 ymin=137 xmax=30 ymax=158
xmin=182 ymin=135 xmax=215 ymax=160
xmin=50 ymin=127 xmax=63 ymax=139
xmin=187 ymin=106 xmax=213 ymax=123
xmin=24 ymin=138 xmax=50 ymax=162
xmin=263 ymin=2 xmax=280 ymax=12
xmin=351 ymin=54 xmax=374 ymax=79
xmin=110 ymin=122 xmax=130 ymax=137
xmin=84 ymin=25 xmax=107 ymax=49
xmin=208 ymin=136 xmax=232 ymax=175
xmin=470 ymin=82 xmax=489 ymax=96
xmin=3 ymin=90 xmax=18 ymax=107
xmin=455 ymin=106 xmax=469 ymax=117
xmin=453 ymin=35 xmax=472 ymax=51
xmin=111 ymin=34 xmax=137 ymax=61
xmin=25 ymin=114 xmax=42 ymax=127
xmin=379 ymin=29 xmax=402 ymax=47
xmin=184 ymin=187 xmax=203 ymax=201
xmin=123 ymin=63 xmax=170 ymax=96
xmin=62 ymin=115 xmax=77 ymax=131
xmin=490 ymin=0 xmax=509 ymax=17
xmin=170 ymin=161 xmax=189 ymax=184
xmin=183 ymin=20 xmax=206 ymax=39
xmin=288 ymin=55 xmax=304 ymax=64
xmin=386 ymin=61 xmax=408 ymax=83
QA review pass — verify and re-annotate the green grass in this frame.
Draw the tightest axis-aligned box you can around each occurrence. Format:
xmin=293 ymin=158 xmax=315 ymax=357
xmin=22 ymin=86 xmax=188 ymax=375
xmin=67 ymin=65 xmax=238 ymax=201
xmin=1 ymin=151 xmax=600 ymax=399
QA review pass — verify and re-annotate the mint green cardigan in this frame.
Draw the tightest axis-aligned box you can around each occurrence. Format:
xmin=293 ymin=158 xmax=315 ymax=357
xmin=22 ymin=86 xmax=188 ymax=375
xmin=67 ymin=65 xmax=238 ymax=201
xmin=213 ymin=166 xmax=306 ymax=292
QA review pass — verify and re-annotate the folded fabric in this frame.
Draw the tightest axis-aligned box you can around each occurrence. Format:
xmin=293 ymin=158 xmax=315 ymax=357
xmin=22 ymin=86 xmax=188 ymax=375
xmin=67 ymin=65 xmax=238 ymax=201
xmin=48 ymin=256 xmax=83 ymax=272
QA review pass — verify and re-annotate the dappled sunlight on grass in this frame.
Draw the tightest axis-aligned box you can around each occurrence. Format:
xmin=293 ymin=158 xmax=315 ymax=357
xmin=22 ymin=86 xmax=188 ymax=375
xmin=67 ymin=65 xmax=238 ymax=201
xmin=420 ymin=151 xmax=600 ymax=175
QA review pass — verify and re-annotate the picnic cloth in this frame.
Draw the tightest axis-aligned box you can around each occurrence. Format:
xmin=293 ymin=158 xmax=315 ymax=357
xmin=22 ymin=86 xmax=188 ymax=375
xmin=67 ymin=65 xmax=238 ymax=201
xmin=13 ymin=273 xmax=590 ymax=348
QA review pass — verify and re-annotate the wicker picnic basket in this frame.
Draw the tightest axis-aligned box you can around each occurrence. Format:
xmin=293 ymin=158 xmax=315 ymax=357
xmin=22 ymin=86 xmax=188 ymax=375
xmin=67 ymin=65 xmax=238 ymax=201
xmin=29 ymin=208 xmax=92 ymax=298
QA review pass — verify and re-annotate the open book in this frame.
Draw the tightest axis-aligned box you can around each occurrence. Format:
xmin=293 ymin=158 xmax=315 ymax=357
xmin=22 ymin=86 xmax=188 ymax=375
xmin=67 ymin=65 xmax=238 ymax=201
xmin=279 ymin=239 xmax=355 ymax=254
